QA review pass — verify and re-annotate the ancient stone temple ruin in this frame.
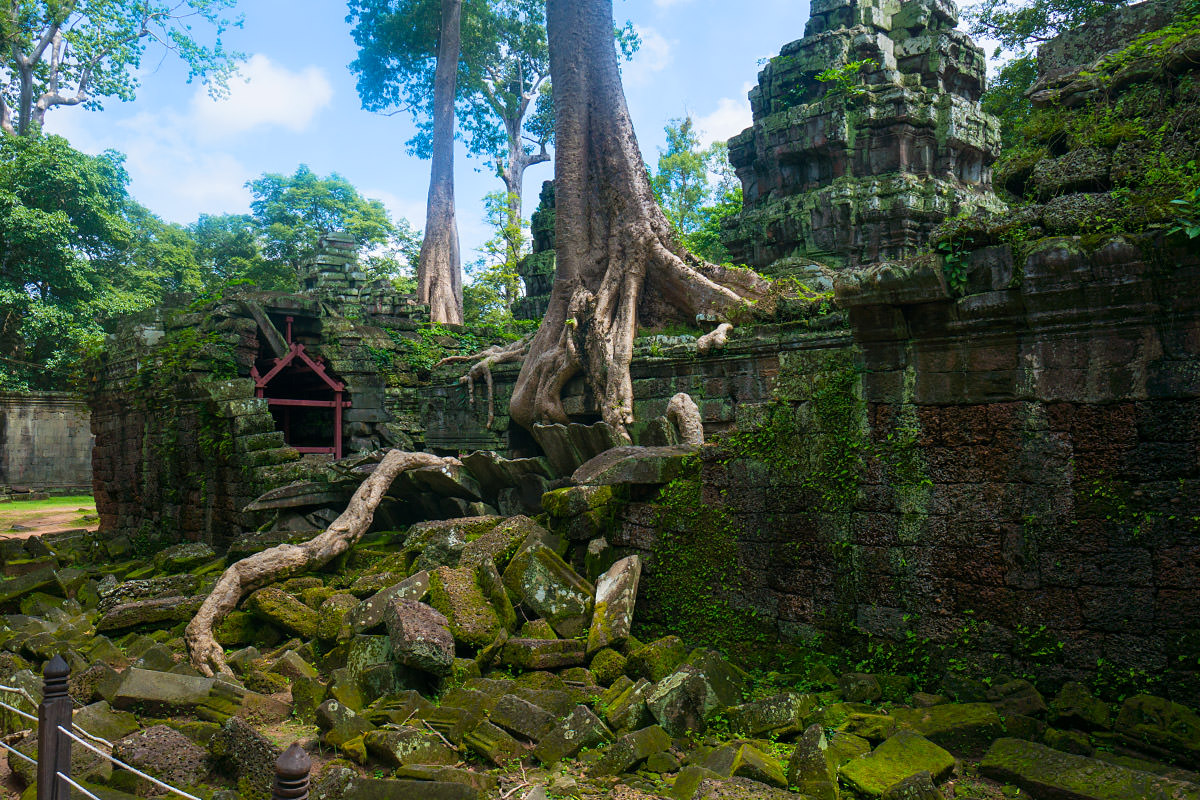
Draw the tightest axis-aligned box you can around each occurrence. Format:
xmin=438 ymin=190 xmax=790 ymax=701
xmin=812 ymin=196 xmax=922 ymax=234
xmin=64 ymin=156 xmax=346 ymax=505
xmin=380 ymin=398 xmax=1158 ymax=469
xmin=723 ymin=0 xmax=1006 ymax=274
xmin=78 ymin=0 xmax=1200 ymax=717
xmin=87 ymin=236 xmax=434 ymax=545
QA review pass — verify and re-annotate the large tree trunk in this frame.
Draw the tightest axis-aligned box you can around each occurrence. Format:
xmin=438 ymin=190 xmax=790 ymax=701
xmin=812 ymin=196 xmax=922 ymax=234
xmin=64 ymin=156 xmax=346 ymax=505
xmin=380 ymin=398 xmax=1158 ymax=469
xmin=509 ymin=0 xmax=769 ymax=440
xmin=418 ymin=0 xmax=464 ymax=325
xmin=185 ymin=450 xmax=456 ymax=676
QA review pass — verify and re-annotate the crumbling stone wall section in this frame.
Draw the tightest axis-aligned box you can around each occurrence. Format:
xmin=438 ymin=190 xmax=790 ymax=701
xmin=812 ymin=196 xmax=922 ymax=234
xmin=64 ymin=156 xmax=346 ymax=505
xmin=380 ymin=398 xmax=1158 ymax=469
xmin=722 ymin=0 xmax=1005 ymax=275
xmin=88 ymin=238 xmax=430 ymax=547
xmin=89 ymin=305 xmax=296 ymax=548
xmin=0 ymin=392 xmax=93 ymax=493
xmin=593 ymin=235 xmax=1200 ymax=703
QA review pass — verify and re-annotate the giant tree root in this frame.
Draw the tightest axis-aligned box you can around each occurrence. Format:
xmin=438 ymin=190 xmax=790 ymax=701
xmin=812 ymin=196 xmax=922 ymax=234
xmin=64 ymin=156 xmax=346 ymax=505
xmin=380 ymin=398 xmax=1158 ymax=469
xmin=667 ymin=392 xmax=704 ymax=445
xmin=186 ymin=450 xmax=458 ymax=676
xmin=436 ymin=337 xmax=531 ymax=428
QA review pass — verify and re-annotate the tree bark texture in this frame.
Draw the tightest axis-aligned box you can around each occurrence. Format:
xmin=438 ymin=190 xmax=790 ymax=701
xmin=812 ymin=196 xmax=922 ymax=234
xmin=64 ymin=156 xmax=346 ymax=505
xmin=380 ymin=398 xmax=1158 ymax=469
xmin=509 ymin=0 xmax=769 ymax=440
xmin=185 ymin=450 xmax=456 ymax=676
xmin=418 ymin=0 xmax=465 ymax=324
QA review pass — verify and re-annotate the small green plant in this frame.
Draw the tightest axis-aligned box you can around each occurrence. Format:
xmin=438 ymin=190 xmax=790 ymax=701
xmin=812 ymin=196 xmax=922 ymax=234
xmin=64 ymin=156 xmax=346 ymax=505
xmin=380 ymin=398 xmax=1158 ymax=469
xmin=816 ymin=59 xmax=876 ymax=97
xmin=936 ymin=237 xmax=969 ymax=293
xmin=1168 ymin=186 xmax=1200 ymax=240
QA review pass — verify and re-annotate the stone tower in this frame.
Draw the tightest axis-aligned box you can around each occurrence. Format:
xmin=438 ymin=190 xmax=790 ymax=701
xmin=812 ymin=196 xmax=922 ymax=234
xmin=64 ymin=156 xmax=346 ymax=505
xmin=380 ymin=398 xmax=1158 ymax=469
xmin=722 ymin=0 xmax=1005 ymax=275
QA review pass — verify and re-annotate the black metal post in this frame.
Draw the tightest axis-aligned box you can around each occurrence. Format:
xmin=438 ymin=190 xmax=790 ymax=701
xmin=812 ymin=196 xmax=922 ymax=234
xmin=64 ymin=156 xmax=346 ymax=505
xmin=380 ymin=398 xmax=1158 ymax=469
xmin=36 ymin=654 xmax=72 ymax=800
xmin=273 ymin=742 xmax=311 ymax=800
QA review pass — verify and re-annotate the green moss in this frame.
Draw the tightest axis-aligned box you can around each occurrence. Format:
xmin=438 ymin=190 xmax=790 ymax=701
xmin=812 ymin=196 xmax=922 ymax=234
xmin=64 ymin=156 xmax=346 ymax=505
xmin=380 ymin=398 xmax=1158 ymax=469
xmin=427 ymin=566 xmax=503 ymax=648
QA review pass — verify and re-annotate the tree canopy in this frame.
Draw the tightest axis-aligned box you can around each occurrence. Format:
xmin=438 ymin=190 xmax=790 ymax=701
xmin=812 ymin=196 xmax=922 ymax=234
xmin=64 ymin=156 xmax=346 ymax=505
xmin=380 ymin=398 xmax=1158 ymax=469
xmin=651 ymin=117 xmax=742 ymax=264
xmin=1 ymin=0 xmax=244 ymax=136
xmin=247 ymin=165 xmax=420 ymax=291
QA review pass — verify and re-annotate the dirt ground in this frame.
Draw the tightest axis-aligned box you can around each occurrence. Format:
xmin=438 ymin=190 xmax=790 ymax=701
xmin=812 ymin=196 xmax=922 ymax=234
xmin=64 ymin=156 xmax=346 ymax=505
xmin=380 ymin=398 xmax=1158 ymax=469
xmin=0 ymin=497 xmax=98 ymax=540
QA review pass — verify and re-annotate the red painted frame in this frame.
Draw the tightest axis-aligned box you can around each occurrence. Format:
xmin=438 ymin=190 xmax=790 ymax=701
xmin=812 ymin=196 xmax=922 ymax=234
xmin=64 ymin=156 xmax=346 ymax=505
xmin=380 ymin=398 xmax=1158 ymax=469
xmin=250 ymin=316 xmax=350 ymax=459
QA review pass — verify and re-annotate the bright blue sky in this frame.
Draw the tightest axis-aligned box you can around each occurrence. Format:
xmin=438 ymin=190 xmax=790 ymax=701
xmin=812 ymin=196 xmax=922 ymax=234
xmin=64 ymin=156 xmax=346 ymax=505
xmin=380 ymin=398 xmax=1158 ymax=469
xmin=46 ymin=0 xmax=818 ymax=262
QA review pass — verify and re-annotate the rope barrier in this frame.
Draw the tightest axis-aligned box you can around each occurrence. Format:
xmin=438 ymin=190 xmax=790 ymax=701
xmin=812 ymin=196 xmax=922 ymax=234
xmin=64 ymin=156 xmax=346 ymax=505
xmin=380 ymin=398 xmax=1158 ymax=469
xmin=57 ymin=771 xmax=104 ymax=800
xmin=57 ymin=726 xmax=203 ymax=800
xmin=0 ymin=739 xmax=35 ymax=765
xmin=0 ymin=699 xmax=37 ymax=723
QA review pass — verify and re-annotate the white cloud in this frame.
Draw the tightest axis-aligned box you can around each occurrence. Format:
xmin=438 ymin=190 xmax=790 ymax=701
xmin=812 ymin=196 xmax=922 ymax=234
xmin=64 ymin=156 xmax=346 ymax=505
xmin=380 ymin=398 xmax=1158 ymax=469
xmin=190 ymin=54 xmax=333 ymax=139
xmin=624 ymin=26 xmax=675 ymax=86
xmin=695 ymin=82 xmax=754 ymax=146
xmin=44 ymin=54 xmax=333 ymax=223
xmin=363 ymin=187 xmax=428 ymax=229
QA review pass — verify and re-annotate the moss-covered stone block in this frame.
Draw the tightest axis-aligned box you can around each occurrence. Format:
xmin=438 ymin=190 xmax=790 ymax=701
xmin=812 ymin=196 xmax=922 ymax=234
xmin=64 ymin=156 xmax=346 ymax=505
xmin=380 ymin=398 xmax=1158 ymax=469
xmin=889 ymin=702 xmax=1005 ymax=756
xmin=243 ymin=587 xmax=319 ymax=638
xmin=427 ymin=566 xmax=503 ymax=648
xmin=840 ymin=731 xmax=955 ymax=797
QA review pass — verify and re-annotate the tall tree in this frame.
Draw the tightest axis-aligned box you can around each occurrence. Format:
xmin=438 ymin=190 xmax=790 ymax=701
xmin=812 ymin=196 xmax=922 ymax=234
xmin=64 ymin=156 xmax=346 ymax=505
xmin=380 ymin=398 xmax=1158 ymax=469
xmin=507 ymin=0 xmax=769 ymax=439
xmin=651 ymin=116 xmax=714 ymax=236
xmin=349 ymin=0 xmax=553 ymax=269
xmin=0 ymin=135 xmax=172 ymax=389
xmin=416 ymin=0 xmax=464 ymax=323
xmin=1 ymin=0 xmax=242 ymax=137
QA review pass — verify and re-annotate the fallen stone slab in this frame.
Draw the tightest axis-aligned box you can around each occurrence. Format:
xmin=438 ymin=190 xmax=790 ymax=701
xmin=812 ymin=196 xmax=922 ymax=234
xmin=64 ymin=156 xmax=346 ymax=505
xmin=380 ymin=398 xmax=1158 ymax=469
xmin=627 ymin=636 xmax=690 ymax=682
xmin=428 ymin=566 xmax=504 ymax=648
xmin=463 ymin=720 xmax=526 ymax=766
xmin=571 ymin=444 xmax=697 ymax=486
xmin=839 ymin=731 xmax=955 ymax=798
xmin=243 ymin=480 xmax=353 ymax=512
xmin=97 ymin=575 xmax=201 ymax=612
xmin=730 ymin=692 xmax=819 ymax=739
xmin=490 ymin=693 xmax=556 ymax=742
xmin=787 ymin=723 xmax=838 ymax=800
xmin=364 ymin=727 xmax=458 ymax=768
xmin=96 ymin=595 xmax=204 ymax=632
xmin=502 ymin=544 xmax=593 ymax=638
xmin=591 ymin=725 xmax=672 ymax=776
xmin=394 ymin=765 xmax=499 ymax=794
xmin=244 ymin=587 xmax=319 ymax=638
xmin=587 ymin=555 xmax=641 ymax=656
xmin=112 ymin=724 xmax=209 ymax=791
xmin=980 ymin=737 xmax=1200 ymax=800
xmin=112 ymin=668 xmax=214 ymax=713
xmin=498 ymin=638 xmax=587 ymax=670
xmin=1115 ymin=693 xmax=1200 ymax=764
xmin=385 ymin=599 xmax=455 ymax=676
xmin=0 ymin=567 xmax=58 ymax=605
xmin=348 ymin=570 xmax=430 ymax=634
xmin=208 ymin=716 xmax=280 ymax=798
xmin=533 ymin=705 xmax=614 ymax=765
xmin=888 ymin=702 xmax=1005 ymax=755
xmin=692 ymin=777 xmax=809 ymax=799
xmin=152 ymin=542 xmax=217 ymax=572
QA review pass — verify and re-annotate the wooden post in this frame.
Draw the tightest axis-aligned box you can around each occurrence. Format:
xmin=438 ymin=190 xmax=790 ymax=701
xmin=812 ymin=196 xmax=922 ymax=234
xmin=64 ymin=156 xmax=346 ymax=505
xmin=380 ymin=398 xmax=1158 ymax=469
xmin=37 ymin=655 xmax=72 ymax=800
xmin=272 ymin=742 xmax=311 ymax=800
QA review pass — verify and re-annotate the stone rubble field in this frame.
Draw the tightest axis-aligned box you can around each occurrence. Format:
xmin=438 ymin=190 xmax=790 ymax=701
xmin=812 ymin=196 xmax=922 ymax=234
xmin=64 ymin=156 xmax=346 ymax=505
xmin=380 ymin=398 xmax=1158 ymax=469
xmin=0 ymin=509 xmax=1197 ymax=800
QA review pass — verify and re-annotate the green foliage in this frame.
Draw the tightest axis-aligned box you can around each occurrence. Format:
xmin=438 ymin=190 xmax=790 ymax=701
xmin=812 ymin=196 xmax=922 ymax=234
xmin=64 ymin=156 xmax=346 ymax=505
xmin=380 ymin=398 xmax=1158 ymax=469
xmin=1094 ymin=657 xmax=1162 ymax=701
xmin=465 ymin=190 xmax=526 ymax=325
xmin=384 ymin=321 xmax=534 ymax=374
xmin=1168 ymin=186 xmax=1200 ymax=239
xmin=651 ymin=117 xmax=715 ymax=236
xmin=936 ymin=237 xmax=970 ymax=294
xmin=348 ymin=0 xmax=552 ymax=161
xmin=1 ymin=0 xmax=243 ymax=136
xmin=966 ymin=0 xmax=1132 ymax=58
xmin=246 ymin=165 xmax=420 ymax=290
xmin=645 ymin=459 xmax=768 ymax=650
xmin=650 ymin=117 xmax=745 ymax=262
xmin=0 ymin=134 xmax=168 ymax=389
xmin=815 ymin=59 xmax=876 ymax=97
xmin=982 ymin=55 xmax=1038 ymax=150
